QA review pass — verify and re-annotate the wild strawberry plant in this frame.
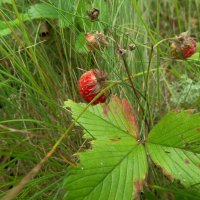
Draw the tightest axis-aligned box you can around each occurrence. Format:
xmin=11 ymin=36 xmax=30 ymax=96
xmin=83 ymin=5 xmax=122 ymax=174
xmin=1 ymin=0 xmax=200 ymax=199
xmin=63 ymin=96 xmax=200 ymax=200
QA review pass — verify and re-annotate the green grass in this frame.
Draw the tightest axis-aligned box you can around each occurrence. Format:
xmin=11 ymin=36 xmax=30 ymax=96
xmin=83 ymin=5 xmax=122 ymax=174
xmin=0 ymin=0 xmax=200 ymax=199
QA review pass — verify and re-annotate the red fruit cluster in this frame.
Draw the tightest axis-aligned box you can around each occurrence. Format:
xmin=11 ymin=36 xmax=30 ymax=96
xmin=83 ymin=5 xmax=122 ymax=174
xmin=78 ymin=69 xmax=108 ymax=105
xmin=170 ymin=33 xmax=197 ymax=59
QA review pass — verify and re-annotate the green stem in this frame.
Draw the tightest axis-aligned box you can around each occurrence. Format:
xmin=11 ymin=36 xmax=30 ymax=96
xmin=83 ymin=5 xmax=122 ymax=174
xmin=121 ymin=55 xmax=151 ymax=130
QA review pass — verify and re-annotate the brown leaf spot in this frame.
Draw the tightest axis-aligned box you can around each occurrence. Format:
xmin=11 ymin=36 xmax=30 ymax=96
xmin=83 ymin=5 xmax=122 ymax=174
xmin=184 ymin=159 xmax=190 ymax=165
xmin=134 ymin=179 xmax=145 ymax=199
xmin=155 ymin=164 xmax=174 ymax=181
xmin=103 ymin=104 xmax=110 ymax=116
xmin=198 ymin=164 xmax=200 ymax=169
xmin=110 ymin=138 xmax=121 ymax=142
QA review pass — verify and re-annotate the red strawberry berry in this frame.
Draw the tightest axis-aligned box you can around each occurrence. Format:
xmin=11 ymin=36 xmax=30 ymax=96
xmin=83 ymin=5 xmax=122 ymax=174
xmin=182 ymin=37 xmax=196 ymax=58
xmin=170 ymin=32 xmax=197 ymax=59
xmin=78 ymin=69 xmax=108 ymax=105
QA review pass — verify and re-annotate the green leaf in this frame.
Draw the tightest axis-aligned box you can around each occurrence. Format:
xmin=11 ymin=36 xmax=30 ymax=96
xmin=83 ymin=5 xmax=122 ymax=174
xmin=75 ymin=0 xmax=95 ymax=32
xmin=0 ymin=2 xmax=74 ymax=37
xmin=28 ymin=3 xmax=60 ymax=19
xmin=147 ymin=111 xmax=200 ymax=187
xmin=64 ymin=96 xmax=147 ymax=200
xmin=75 ymin=33 xmax=88 ymax=54
xmin=64 ymin=96 xmax=139 ymax=140
xmin=188 ymin=42 xmax=200 ymax=61
xmin=0 ymin=20 xmax=11 ymax=36
xmin=48 ymin=0 xmax=74 ymax=28
xmin=0 ymin=14 xmax=30 ymax=37
xmin=75 ymin=0 xmax=108 ymax=32
xmin=93 ymin=0 xmax=109 ymax=23
xmin=189 ymin=52 xmax=200 ymax=61
xmin=28 ymin=2 xmax=73 ymax=28
xmin=151 ymin=184 xmax=200 ymax=200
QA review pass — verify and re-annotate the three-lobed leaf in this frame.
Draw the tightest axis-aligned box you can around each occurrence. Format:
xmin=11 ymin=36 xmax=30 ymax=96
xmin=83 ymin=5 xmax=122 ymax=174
xmin=147 ymin=111 xmax=200 ymax=187
xmin=64 ymin=97 xmax=200 ymax=200
xmin=64 ymin=96 xmax=147 ymax=200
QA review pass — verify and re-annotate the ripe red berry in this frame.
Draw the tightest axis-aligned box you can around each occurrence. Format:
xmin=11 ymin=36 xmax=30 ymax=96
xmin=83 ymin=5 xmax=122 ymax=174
xmin=182 ymin=37 xmax=196 ymax=58
xmin=78 ymin=69 xmax=108 ymax=105
xmin=170 ymin=33 xmax=197 ymax=59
